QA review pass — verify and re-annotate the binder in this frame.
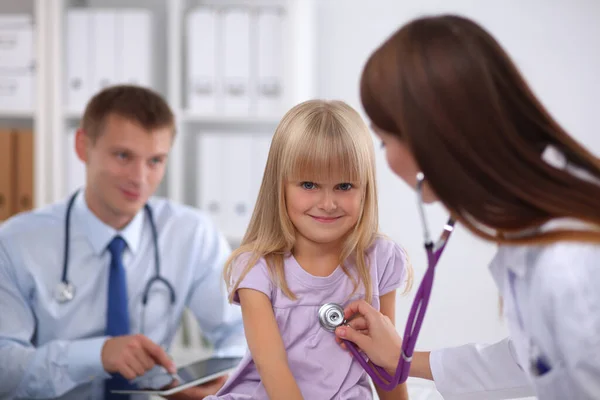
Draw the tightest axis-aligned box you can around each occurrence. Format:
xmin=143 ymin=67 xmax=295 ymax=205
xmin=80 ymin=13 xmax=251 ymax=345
xmin=14 ymin=129 xmax=33 ymax=215
xmin=196 ymin=132 xmax=225 ymax=231
xmin=116 ymin=10 xmax=152 ymax=87
xmin=0 ymin=15 xmax=34 ymax=72
xmin=256 ymin=9 xmax=284 ymax=117
xmin=222 ymin=8 xmax=251 ymax=116
xmin=0 ymin=129 xmax=15 ymax=221
xmin=65 ymin=129 xmax=86 ymax=194
xmin=0 ymin=72 xmax=34 ymax=112
xmin=250 ymin=133 xmax=272 ymax=205
xmin=222 ymin=133 xmax=254 ymax=239
xmin=187 ymin=7 xmax=218 ymax=113
xmin=66 ymin=10 xmax=91 ymax=112
xmin=90 ymin=10 xmax=117 ymax=95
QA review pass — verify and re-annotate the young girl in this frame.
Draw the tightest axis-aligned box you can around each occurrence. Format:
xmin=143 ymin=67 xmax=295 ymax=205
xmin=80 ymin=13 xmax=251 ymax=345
xmin=206 ymin=99 xmax=412 ymax=399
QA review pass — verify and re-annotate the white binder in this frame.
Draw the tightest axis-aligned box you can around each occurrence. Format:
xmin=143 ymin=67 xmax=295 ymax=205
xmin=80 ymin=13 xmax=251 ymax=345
xmin=197 ymin=132 xmax=226 ymax=231
xmin=187 ymin=7 xmax=218 ymax=114
xmin=66 ymin=129 xmax=86 ymax=194
xmin=66 ymin=10 xmax=91 ymax=112
xmin=0 ymin=72 xmax=33 ymax=112
xmin=90 ymin=10 xmax=117 ymax=95
xmin=256 ymin=9 xmax=284 ymax=117
xmin=116 ymin=10 xmax=152 ymax=87
xmin=0 ymin=15 xmax=34 ymax=72
xmin=249 ymin=133 xmax=272 ymax=210
xmin=222 ymin=133 xmax=254 ymax=240
xmin=222 ymin=8 xmax=251 ymax=116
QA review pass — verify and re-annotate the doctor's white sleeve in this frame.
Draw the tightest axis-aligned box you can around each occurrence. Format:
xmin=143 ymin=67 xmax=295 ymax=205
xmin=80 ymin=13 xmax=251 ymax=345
xmin=429 ymin=337 xmax=534 ymax=400
xmin=0 ymin=240 xmax=110 ymax=399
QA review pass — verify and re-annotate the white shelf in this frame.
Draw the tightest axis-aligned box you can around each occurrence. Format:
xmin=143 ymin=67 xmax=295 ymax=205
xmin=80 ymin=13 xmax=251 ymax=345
xmin=0 ymin=110 xmax=34 ymax=119
xmin=8 ymin=0 xmax=316 ymax=241
xmin=182 ymin=111 xmax=281 ymax=126
xmin=64 ymin=110 xmax=82 ymax=119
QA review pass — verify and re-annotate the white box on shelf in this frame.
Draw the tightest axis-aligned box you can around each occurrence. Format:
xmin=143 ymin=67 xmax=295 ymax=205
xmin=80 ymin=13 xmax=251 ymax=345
xmin=0 ymin=17 xmax=34 ymax=72
xmin=250 ymin=133 xmax=272 ymax=204
xmin=116 ymin=9 xmax=152 ymax=87
xmin=196 ymin=132 xmax=226 ymax=232
xmin=0 ymin=71 xmax=34 ymax=112
xmin=65 ymin=129 xmax=86 ymax=194
xmin=222 ymin=8 xmax=251 ymax=116
xmin=65 ymin=9 xmax=92 ymax=113
xmin=255 ymin=8 xmax=284 ymax=117
xmin=90 ymin=10 xmax=117 ymax=95
xmin=222 ymin=133 xmax=254 ymax=240
xmin=187 ymin=7 xmax=218 ymax=114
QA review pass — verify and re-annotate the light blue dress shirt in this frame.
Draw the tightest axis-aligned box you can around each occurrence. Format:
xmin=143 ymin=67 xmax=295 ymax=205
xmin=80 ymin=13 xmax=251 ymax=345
xmin=0 ymin=191 xmax=246 ymax=399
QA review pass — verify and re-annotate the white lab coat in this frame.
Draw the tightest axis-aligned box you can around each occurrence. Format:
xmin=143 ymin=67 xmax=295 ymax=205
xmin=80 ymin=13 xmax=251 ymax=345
xmin=429 ymin=147 xmax=600 ymax=400
xmin=430 ymin=233 xmax=600 ymax=399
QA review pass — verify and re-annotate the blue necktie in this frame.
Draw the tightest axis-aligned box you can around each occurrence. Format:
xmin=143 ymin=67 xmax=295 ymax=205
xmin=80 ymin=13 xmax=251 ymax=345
xmin=104 ymin=236 xmax=134 ymax=400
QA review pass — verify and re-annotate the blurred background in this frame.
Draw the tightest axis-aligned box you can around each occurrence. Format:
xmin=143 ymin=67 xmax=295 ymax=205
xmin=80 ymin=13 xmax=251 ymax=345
xmin=1 ymin=0 xmax=598 ymax=398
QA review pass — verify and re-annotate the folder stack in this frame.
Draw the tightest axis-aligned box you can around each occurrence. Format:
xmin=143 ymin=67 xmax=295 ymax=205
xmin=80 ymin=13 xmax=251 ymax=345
xmin=186 ymin=6 xmax=285 ymax=117
xmin=66 ymin=9 xmax=153 ymax=113
xmin=196 ymin=131 xmax=272 ymax=242
xmin=0 ymin=15 xmax=35 ymax=113
xmin=0 ymin=129 xmax=34 ymax=221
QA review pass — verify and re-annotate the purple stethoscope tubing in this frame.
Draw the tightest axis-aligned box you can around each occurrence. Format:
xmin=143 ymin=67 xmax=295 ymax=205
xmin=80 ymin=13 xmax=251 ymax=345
xmin=342 ymin=173 xmax=455 ymax=390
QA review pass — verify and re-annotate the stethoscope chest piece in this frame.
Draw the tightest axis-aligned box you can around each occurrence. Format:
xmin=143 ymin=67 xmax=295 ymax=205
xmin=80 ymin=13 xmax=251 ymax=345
xmin=55 ymin=281 xmax=75 ymax=303
xmin=318 ymin=303 xmax=346 ymax=332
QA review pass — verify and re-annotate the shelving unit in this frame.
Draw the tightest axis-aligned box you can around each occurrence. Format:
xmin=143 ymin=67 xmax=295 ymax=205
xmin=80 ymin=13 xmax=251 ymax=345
xmin=1 ymin=0 xmax=316 ymax=245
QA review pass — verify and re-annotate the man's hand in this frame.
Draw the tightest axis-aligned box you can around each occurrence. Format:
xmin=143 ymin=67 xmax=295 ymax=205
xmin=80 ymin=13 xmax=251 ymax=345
xmin=101 ymin=334 xmax=177 ymax=380
xmin=164 ymin=375 xmax=228 ymax=399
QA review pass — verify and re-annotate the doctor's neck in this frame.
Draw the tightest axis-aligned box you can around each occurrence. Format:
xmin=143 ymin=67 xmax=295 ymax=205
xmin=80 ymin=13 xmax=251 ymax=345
xmin=84 ymin=188 xmax=137 ymax=231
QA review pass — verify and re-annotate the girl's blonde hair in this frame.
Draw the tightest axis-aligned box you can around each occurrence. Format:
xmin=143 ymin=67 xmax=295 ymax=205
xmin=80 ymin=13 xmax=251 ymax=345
xmin=224 ymin=99 xmax=409 ymax=302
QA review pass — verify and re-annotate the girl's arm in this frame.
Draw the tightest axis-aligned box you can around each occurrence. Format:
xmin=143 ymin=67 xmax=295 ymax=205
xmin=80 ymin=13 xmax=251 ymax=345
xmin=238 ymin=288 xmax=303 ymax=400
xmin=374 ymin=290 xmax=409 ymax=400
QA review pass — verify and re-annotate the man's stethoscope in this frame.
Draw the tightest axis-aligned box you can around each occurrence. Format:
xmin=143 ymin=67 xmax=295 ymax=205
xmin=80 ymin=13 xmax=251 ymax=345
xmin=318 ymin=172 xmax=455 ymax=390
xmin=56 ymin=190 xmax=177 ymax=345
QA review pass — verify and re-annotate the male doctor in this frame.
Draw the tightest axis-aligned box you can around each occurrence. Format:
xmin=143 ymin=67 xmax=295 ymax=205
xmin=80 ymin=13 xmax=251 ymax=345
xmin=0 ymin=85 xmax=246 ymax=399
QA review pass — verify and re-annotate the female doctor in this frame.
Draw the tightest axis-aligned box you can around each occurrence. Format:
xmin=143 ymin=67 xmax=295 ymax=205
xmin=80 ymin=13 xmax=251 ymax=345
xmin=334 ymin=14 xmax=600 ymax=400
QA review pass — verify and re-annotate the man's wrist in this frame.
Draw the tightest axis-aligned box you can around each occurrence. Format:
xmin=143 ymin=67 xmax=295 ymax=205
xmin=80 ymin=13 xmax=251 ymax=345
xmin=66 ymin=336 xmax=112 ymax=384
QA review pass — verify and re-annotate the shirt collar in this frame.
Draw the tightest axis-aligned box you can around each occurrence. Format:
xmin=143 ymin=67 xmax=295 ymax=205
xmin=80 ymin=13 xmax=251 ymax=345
xmin=73 ymin=189 xmax=145 ymax=256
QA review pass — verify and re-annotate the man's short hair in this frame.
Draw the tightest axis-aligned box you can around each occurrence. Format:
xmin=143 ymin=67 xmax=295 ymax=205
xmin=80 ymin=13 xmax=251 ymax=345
xmin=81 ymin=85 xmax=175 ymax=142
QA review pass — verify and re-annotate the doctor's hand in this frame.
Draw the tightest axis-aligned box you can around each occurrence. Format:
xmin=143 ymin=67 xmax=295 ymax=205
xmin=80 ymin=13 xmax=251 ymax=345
xmin=334 ymin=299 xmax=402 ymax=373
xmin=164 ymin=375 xmax=228 ymax=399
xmin=101 ymin=334 xmax=177 ymax=380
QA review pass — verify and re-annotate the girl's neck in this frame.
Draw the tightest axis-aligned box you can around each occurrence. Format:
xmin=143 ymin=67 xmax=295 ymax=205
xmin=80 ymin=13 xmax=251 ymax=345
xmin=292 ymin=235 xmax=343 ymax=277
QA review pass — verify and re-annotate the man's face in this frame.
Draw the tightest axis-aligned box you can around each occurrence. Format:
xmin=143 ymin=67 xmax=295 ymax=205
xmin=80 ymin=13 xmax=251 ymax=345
xmin=76 ymin=114 xmax=173 ymax=227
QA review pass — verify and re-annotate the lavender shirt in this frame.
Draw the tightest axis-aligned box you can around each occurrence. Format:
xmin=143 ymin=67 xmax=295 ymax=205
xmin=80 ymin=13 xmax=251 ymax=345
xmin=205 ymin=236 xmax=408 ymax=399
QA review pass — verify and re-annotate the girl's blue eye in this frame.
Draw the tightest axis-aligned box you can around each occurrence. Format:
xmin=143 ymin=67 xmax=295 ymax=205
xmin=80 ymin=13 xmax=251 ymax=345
xmin=301 ymin=182 xmax=316 ymax=190
xmin=380 ymin=141 xmax=386 ymax=149
xmin=338 ymin=183 xmax=353 ymax=191
xmin=116 ymin=152 xmax=129 ymax=160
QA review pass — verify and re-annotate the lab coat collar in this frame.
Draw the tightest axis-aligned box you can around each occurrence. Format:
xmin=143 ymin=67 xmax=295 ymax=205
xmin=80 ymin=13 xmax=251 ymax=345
xmin=500 ymin=145 xmax=600 ymax=277
xmin=500 ymin=218 xmax=597 ymax=277
xmin=73 ymin=189 xmax=145 ymax=256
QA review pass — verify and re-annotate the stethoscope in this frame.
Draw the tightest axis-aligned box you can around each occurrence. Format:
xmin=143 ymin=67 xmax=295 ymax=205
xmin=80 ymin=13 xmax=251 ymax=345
xmin=318 ymin=172 xmax=455 ymax=390
xmin=56 ymin=190 xmax=177 ymax=345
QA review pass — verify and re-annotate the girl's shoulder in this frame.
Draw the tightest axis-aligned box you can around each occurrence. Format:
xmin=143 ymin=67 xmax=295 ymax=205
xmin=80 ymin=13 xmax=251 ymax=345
xmin=367 ymin=234 xmax=409 ymax=263
xmin=231 ymin=251 xmax=269 ymax=272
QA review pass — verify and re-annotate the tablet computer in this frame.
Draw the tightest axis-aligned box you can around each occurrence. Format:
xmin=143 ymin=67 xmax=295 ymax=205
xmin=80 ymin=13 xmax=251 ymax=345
xmin=110 ymin=356 xmax=243 ymax=396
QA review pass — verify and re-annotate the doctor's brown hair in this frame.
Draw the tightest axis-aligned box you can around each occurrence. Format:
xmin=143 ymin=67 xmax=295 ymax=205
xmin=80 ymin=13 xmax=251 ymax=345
xmin=361 ymin=14 xmax=600 ymax=244
xmin=82 ymin=84 xmax=175 ymax=143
